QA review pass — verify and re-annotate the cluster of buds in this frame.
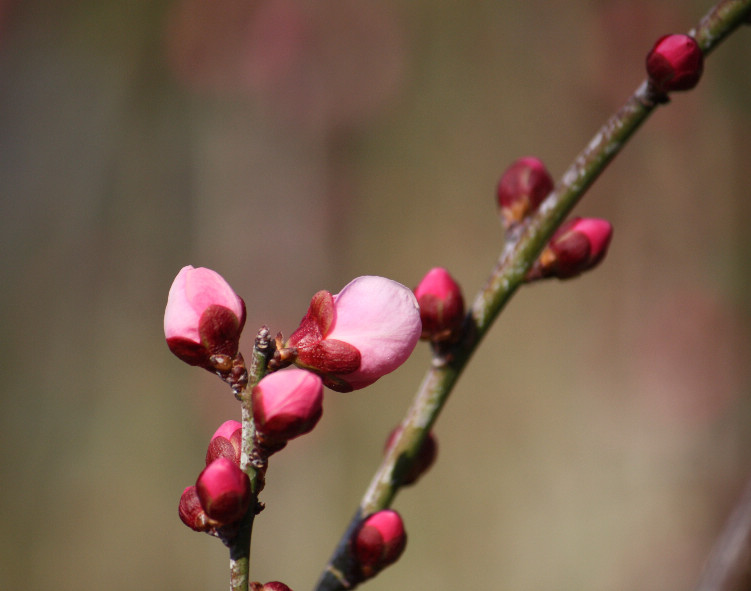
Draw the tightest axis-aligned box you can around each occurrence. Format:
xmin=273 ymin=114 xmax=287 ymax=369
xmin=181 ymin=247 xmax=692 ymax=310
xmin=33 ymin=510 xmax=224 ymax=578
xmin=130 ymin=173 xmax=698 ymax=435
xmin=496 ymin=156 xmax=554 ymax=228
xmin=350 ymin=509 xmax=407 ymax=581
xmin=527 ymin=217 xmax=613 ymax=281
xmin=179 ymin=421 xmax=251 ymax=535
xmin=646 ymin=33 xmax=704 ymax=101
xmin=414 ymin=267 xmax=465 ymax=345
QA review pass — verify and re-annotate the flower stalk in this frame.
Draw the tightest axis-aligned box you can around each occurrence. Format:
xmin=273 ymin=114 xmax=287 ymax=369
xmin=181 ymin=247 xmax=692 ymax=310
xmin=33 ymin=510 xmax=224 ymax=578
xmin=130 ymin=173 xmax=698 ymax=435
xmin=314 ymin=1 xmax=751 ymax=589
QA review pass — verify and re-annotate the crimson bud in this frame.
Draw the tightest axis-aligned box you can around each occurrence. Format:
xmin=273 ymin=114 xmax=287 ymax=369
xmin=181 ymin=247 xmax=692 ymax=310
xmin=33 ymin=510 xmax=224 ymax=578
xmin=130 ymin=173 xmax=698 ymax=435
xmin=206 ymin=420 xmax=242 ymax=466
xmin=496 ymin=157 xmax=554 ymax=227
xmin=351 ymin=509 xmax=407 ymax=580
xmin=414 ymin=268 xmax=465 ymax=343
xmin=533 ymin=217 xmax=613 ymax=280
xmin=178 ymin=485 xmax=212 ymax=532
xmin=195 ymin=457 xmax=251 ymax=524
xmin=646 ymin=34 xmax=703 ymax=96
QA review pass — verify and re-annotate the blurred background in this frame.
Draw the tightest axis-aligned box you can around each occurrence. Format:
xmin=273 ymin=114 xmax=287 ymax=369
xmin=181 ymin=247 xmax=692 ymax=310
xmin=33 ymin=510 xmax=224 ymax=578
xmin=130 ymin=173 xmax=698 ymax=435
xmin=2 ymin=1 xmax=751 ymax=589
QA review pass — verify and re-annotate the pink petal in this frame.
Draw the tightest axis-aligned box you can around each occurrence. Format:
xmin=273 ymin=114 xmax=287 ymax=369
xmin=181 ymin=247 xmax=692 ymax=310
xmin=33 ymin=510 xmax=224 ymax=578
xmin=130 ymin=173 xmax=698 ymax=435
xmin=327 ymin=276 xmax=421 ymax=388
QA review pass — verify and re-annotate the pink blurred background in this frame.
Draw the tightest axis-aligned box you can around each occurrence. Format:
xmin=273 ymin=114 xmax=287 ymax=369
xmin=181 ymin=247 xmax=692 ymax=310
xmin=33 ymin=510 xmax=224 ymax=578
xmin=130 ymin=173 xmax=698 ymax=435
xmin=1 ymin=1 xmax=751 ymax=589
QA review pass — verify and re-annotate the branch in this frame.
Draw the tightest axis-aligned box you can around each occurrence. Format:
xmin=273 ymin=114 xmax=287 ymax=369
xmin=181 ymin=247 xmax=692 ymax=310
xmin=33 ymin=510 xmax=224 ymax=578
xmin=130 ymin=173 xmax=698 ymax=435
xmin=313 ymin=2 xmax=751 ymax=590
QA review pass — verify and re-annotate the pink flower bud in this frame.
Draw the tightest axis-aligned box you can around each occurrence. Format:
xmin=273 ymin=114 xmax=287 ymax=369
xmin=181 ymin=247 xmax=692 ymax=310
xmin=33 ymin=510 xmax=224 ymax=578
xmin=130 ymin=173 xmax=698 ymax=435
xmin=496 ymin=157 xmax=554 ymax=227
xmin=288 ymin=276 xmax=421 ymax=392
xmin=250 ymin=583 xmax=294 ymax=591
xmin=252 ymin=368 xmax=324 ymax=448
xmin=178 ymin=485 xmax=212 ymax=532
xmin=646 ymin=34 xmax=703 ymax=95
xmin=384 ymin=426 xmax=438 ymax=486
xmin=195 ymin=457 xmax=251 ymax=525
xmin=414 ymin=268 xmax=465 ymax=342
xmin=164 ymin=266 xmax=246 ymax=371
xmin=206 ymin=420 xmax=242 ymax=466
xmin=352 ymin=509 xmax=407 ymax=580
xmin=536 ymin=217 xmax=613 ymax=280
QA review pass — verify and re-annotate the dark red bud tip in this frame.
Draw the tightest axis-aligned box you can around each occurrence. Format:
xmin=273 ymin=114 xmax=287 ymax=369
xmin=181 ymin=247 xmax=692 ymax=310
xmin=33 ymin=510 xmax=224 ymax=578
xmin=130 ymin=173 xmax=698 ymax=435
xmin=178 ymin=486 xmax=212 ymax=532
xmin=540 ymin=217 xmax=613 ymax=279
xmin=646 ymin=34 xmax=703 ymax=95
xmin=352 ymin=509 xmax=407 ymax=580
xmin=206 ymin=420 xmax=242 ymax=466
xmin=261 ymin=583 xmax=294 ymax=591
xmin=414 ymin=268 xmax=465 ymax=342
xmin=195 ymin=458 xmax=251 ymax=525
xmin=385 ymin=426 xmax=438 ymax=486
xmin=496 ymin=157 xmax=554 ymax=227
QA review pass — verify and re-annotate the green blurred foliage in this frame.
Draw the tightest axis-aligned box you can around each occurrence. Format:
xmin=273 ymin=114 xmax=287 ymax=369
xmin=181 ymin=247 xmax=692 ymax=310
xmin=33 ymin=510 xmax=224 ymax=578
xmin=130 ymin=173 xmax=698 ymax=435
xmin=1 ymin=1 xmax=751 ymax=589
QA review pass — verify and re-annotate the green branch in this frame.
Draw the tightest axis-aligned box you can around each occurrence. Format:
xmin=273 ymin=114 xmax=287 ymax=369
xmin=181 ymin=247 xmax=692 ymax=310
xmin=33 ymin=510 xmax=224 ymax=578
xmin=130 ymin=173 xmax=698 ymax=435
xmin=313 ymin=2 xmax=751 ymax=590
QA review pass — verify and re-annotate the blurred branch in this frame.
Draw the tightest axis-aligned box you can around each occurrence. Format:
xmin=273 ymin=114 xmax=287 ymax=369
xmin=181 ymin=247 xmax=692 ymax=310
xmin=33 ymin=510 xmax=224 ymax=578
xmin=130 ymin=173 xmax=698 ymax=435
xmin=695 ymin=476 xmax=751 ymax=591
xmin=314 ymin=1 xmax=751 ymax=590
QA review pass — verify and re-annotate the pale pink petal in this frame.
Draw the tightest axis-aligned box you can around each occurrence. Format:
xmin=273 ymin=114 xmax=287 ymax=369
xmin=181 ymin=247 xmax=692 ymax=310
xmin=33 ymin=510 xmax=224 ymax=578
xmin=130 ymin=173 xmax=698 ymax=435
xmin=327 ymin=276 xmax=421 ymax=388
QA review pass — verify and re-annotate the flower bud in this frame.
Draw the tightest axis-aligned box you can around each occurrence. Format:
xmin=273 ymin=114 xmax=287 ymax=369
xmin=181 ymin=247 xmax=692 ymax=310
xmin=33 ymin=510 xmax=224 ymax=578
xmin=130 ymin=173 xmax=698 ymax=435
xmin=250 ymin=583 xmax=294 ymax=591
xmin=164 ymin=266 xmax=246 ymax=371
xmin=646 ymin=34 xmax=703 ymax=96
xmin=178 ymin=485 xmax=212 ymax=532
xmin=496 ymin=157 xmax=554 ymax=227
xmin=195 ymin=457 xmax=251 ymax=525
xmin=206 ymin=420 xmax=242 ymax=466
xmin=288 ymin=276 xmax=421 ymax=392
xmin=261 ymin=583 xmax=294 ymax=591
xmin=384 ymin=426 xmax=437 ymax=486
xmin=533 ymin=217 xmax=613 ymax=280
xmin=414 ymin=268 xmax=465 ymax=342
xmin=351 ymin=509 xmax=407 ymax=580
xmin=252 ymin=368 xmax=324 ymax=449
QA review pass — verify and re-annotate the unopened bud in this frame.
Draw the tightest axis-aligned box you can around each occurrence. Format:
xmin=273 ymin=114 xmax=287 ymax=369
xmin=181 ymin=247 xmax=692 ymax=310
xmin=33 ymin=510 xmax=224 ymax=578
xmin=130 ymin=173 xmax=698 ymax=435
xmin=164 ymin=266 xmax=246 ymax=372
xmin=252 ymin=368 xmax=324 ymax=450
xmin=250 ymin=583 xmax=294 ymax=591
xmin=262 ymin=583 xmax=294 ymax=591
xmin=351 ymin=509 xmax=407 ymax=580
xmin=414 ymin=268 xmax=465 ymax=343
xmin=531 ymin=217 xmax=613 ymax=280
xmin=385 ymin=426 xmax=437 ymax=486
xmin=178 ymin=485 xmax=213 ymax=532
xmin=195 ymin=457 xmax=251 ymax=525
xmin=646 ymin=34 xmax=703 ymax=97
xmin=206 ymin=420 xmax=242 ymax=466
xmin=496 ymin=157 xmax=554 ymax=227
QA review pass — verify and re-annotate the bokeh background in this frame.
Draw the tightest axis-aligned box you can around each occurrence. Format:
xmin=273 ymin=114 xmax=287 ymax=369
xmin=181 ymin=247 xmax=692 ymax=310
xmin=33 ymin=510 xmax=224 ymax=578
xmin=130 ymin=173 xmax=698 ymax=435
xmin=2 ymin=1 xmax=751 ymax=589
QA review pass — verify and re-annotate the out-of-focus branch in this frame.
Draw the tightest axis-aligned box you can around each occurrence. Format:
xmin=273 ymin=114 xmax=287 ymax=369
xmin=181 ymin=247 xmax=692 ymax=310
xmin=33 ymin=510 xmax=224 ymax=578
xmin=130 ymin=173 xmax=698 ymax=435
xmin=695 ymin=476 xmax=751 ymax=591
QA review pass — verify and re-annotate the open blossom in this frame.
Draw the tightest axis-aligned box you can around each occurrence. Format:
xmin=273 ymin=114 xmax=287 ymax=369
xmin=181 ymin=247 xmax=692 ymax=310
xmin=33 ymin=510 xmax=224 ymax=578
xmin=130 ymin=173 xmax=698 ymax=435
xmin=252 ymin=368 xmax=324 ymax=449
xmin=164 ymin=266 xmax=246 ymax=371
xmin=287 ymin=276 xmax=421 ymax=392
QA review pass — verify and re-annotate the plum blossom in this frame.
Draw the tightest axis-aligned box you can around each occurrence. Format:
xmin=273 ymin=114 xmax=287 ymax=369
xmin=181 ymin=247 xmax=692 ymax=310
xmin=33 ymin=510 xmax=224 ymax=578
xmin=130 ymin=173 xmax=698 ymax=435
xmin=287 ymin=276 xmax=421 ymax=392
